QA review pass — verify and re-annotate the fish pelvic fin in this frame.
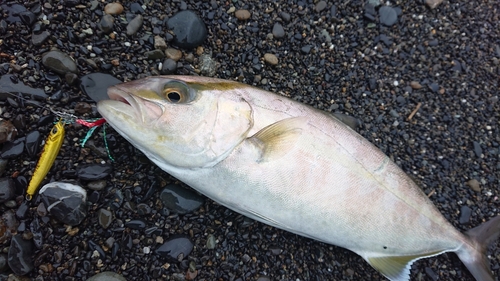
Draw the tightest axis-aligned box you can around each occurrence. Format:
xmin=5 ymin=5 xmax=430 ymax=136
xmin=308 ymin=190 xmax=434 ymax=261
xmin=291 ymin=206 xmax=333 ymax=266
xmin=457 ymin=215 xmax=500 ymax=281
xmin=366 ymin=251 xmax=443 ymax=281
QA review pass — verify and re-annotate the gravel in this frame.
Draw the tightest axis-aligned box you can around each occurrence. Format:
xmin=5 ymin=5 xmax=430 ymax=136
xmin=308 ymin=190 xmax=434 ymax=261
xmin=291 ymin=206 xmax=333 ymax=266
xmin=0 ymin=0 xmax=499 ymax=280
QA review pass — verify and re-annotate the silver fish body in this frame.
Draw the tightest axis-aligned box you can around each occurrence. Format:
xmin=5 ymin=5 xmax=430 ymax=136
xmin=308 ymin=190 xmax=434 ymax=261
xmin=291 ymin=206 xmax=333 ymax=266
xmin=97 ymin=76 xmax=500 ymax=281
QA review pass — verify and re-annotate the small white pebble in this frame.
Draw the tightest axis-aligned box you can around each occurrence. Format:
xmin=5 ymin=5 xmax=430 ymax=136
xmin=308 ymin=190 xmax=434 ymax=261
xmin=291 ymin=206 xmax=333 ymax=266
xmin=124 ymin=42 xmax=131 ymax=47
xmin=87 ymin=45 xmax=93 ymax=51
xmin=143 ymin=246 xmax=151 ymax=254
xmin=393 ymin=81 xmax=399 ymax=86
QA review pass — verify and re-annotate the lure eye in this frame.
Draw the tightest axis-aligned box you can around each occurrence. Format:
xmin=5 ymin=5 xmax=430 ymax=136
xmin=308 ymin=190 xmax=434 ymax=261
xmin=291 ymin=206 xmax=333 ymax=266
xmin=161 ymin=81 xmax=193 ymax=104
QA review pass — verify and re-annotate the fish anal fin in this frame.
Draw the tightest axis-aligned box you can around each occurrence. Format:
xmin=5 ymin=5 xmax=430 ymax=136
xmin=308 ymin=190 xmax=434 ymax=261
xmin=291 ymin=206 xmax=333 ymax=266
xmin=250 ymin=117 xmax=305 ymax=162
xmin=367 ymin=251 xmax=442 ymax=281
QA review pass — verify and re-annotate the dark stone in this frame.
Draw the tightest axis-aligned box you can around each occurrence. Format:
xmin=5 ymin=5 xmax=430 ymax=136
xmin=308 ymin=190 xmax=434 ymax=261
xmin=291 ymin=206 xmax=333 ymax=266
xmin=159 ymin=184 xmax=204 ymax=214
xmin=80 ymin=73 xmax=121 ymax=102
xmin=97 ymin=208 xmax=112 ymax=229
xmin=77 ymin=164 xmax=112 ymax=180
xmin=126 ymin=15 xmax=143 ymax=36
xmin=125 ymin=219 xmax=146 ymax=230
xmin=272 ymin=23 xmax=285 ymax=38
xmin=459 ymin=206 xmax=472 ymax=224
xmin=15 ymin=200 xmax=29 ymax=219
xmin=167 ymin=10 xmax=207 ymax=49
xmin=379 ymin=6 xmax=398 ymax=27
xmin=24 ymin=131 xmax=41 ymax=158
xmin=0 ymin=177 xmax=15 ymax=203
xmin=0 ymin=137 xmax=25 ymax=159
xmin=42 ymin=50 xmax=78 ymax=75
xmin=161 ymin=58 xmax=177 ymax=74
xmin=39 ymin=182 xmax=87 ymax=226
xmin=0 ymin=75 xmax=47 ymax=100
xmin=145 ymin=49 xmax=165 ymax=60
xmin=99 ymin=14 xmax=114 ymax=33
xmin=8 ymin=235 xmax=34 ymax=275
xmin=301 ymin=45 xmax=312 ymax=54
xmin=19 ymin=11 xmax=36 ymax=26
xmin=156 ymin=236 xmax=193 ymax=261
xmin=473 ymin=141 xmax=483 ymax=158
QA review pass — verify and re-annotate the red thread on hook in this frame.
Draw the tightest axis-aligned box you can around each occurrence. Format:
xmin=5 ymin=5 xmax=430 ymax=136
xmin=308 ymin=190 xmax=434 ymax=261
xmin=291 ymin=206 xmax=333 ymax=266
xmin=76 ymin=118 xmax=107 ymax=128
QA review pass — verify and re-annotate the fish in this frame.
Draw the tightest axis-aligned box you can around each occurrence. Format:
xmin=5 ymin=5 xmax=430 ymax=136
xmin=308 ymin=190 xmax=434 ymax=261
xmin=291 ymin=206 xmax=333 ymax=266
xmin=26 ymin=118 xmax=66 ymax=200
xmin=97 ymin=76 xmax=500 ymax=281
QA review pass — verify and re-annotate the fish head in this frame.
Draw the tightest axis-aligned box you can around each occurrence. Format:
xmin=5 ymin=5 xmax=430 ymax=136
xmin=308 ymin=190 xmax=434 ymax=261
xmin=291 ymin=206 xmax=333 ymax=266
xmin=97 ymin=76 xmax=253 ymax=168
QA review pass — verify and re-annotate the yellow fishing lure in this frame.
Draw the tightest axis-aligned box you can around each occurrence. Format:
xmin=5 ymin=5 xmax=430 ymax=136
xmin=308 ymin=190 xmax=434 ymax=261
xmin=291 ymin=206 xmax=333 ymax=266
xmin=26 ymin=119 xmax=66 ymax=200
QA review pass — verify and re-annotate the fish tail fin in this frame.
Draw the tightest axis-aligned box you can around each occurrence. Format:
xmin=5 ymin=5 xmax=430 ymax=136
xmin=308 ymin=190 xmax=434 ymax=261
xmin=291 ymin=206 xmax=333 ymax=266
xmin=456 ymin=215 xmax=500 ymax=281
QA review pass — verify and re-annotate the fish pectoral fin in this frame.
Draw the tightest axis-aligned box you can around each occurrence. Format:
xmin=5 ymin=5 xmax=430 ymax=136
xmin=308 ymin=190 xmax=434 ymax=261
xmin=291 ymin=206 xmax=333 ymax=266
xmin=250 ymin=117 xmax=306 ymax=162
xmin=367 ymin=251 xmax=442 ymax=281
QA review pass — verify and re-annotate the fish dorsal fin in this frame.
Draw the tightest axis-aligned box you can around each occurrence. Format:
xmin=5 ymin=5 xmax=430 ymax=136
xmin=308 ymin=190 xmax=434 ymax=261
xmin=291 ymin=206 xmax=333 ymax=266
xmin=367 ymin=251 xmax=442 ymax=281
xmin=249 ymin=117 xmax=305 ymax=162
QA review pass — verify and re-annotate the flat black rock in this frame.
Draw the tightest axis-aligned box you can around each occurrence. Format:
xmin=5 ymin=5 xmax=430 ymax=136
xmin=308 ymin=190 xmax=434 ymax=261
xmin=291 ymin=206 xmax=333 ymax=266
xmin=167 ymin=10 xmax=207 ymax=49
xmin=80 ymin=73 xmax=121 ymax=102
xmin=156 ymin=235 xmax=193 ymax=261
xmin=159 ymin=184 xmax=204 ymax=214
xmin=8 ymin=235 xmax=34 ymax=275
xmin=77 ymin=163 xmax=113 ymax=180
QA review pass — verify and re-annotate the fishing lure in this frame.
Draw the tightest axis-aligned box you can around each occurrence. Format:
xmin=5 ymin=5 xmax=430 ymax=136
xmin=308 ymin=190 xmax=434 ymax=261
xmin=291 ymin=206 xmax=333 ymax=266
xmin=26 ymin=118 xmax=66 ymax=200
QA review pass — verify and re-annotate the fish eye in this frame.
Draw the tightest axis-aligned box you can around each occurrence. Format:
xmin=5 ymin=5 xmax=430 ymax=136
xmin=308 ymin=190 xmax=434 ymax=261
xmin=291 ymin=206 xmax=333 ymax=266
xmin=162 ymin=81 xmax=192 ymax=103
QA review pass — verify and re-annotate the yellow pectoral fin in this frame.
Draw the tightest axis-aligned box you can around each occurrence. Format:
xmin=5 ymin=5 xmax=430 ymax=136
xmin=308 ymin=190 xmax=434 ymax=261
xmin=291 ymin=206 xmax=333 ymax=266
xmin=367 ymin=251 xmax=443 ymax=281
xmin=250 ymin=117 xmax=305 ymax=163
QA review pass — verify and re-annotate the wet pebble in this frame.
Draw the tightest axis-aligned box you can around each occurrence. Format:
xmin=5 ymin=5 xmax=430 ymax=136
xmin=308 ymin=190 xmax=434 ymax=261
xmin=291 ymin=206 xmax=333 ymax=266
xmin=0 ymin=120 xmax=18 ymax=144
xmin=32 ymin=31 xmax=50 ymax=46
xmin=104 ymin=3 xmax=123 ymax=15
xmin=466 ymin=179 xmax=481 ymax=192
xmin=88 ymin=271 xmax=127 ymax=281
xmin=198 ymin=54 xmax=217 ymax=76
xmin=264 ymin=53 xmax=278 ymax=66
xmin=161 ymin=58 xmax=177 ymax=74
xmin=272 ymin=23 xmax=285 ymax=38
xmin=425 ymin=0 xmax=444 ymax=9
xmin=206 ymin=234 xmax=216 ymax=249
xmin=80 ymin=73 xmax=122 ymax=102
xmin=97 ymin=208 xmax=113 ymax=229
xmin=472 ymin=141 xmax=483 ymax=158
xmin=125 ymin=219 xmax=146 ymax=230
xmin=154 ymin=35 xmax=167 ymax=50
xmin=0 ymin=177 xmax=15 ymax=203
xmin=77 ymin=164 xmax=112 ymax=180
xmin=145 ymin=49 xmax=165 ymax=60
xmin=39 ymin=182 xmax=87 ymax=226
xmin=126 ymin=15 xmax=143 ymax=36
xmin=379 ymin=6 xmax=398 ymax=27
xmin=0 ymin=137 xmax=24 ymax=159
xmin=235 ymin=10 xmax=251 ymax=20
xmin=168 ymin=10 xmax=207 ymax=49
xmin=459 ymin=206 xmax=472 ymax=224
xmin=165 ymin=48 xmax=183 ymax=61
xmin=8 ymin=235 xmax=34 ymax=275
xmin=42 ymin=50 xmax=78 ymax=75
xmin=99 ymin=15 xmax=114 ymax=33
xmin=156 ymin=236 xmax=193 ymax=261
xmin=429 ymin=82 xmax=439 ymax=93
xmin=314 ymin=1 xmax=327 ymax=12
xmin=0 ymin=75 xmax=47 ymax=100
xmin=160 ymin=184 xmax=204 ymax=214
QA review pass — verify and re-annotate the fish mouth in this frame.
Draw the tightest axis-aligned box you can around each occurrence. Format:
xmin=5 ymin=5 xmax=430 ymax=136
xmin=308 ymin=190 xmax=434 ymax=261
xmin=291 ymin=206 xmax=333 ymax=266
xmin=103 ymin=84 xmax=164 ymax=123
